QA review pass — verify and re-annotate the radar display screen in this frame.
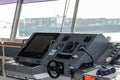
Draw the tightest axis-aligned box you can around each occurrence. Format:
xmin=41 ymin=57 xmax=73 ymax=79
xmin=18 ymin=33 xmax=59 ymax=59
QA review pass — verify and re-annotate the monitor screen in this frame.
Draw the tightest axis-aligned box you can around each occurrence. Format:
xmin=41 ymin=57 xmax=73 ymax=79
xmin=18 ymin=33 xmax=59 ymax=59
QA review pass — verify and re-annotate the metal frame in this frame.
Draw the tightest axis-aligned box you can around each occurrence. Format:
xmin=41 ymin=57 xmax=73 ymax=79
xmin=70 ymin=0 xmax=79 ymax=32
xmin=10 ymin=0 xmax=23 ymax=41
xmin=10 ymin=0 xmax=80 ymax=40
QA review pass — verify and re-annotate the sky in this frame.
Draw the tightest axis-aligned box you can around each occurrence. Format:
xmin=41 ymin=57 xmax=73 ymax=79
xmin=0 ymin=4 xmax=16 ymax=22
xmin=1 ymin=0 xmax=120 ymax=22
xmin=78 ymin=0 xmax=120 ymax=18
xmin=21 ymin=0 xmax=120 ymax=19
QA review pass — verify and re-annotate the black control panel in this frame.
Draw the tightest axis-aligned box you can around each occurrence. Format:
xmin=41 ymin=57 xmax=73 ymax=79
xmin=15 ymin=33 xmax=59 ymax=65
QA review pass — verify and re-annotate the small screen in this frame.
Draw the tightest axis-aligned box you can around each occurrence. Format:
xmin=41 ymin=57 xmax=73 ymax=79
xmin=18 ymin=33 xmax=59 ymax=59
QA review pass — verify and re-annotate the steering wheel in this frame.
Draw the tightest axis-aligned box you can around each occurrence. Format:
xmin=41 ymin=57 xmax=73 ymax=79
xmin=47 ymin=60 xmax=61 ymax=78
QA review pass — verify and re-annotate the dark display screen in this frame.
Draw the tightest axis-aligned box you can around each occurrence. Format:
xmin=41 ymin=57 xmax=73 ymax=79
xmin=18 ymin=33 xmax=59 ymax=59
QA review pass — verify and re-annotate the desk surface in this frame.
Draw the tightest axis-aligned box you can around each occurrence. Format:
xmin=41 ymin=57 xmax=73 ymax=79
xmin=0 ymin=76 xmax=17 ymax=80
xmin=84 ymin=67 xmax=120 ymax=79
xmin=0 ymin=76 xmax=71 ymax=80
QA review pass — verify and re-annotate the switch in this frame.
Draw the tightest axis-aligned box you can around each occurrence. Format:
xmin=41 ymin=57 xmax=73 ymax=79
xmin=72 ymin=55 xmax=78 ymax=59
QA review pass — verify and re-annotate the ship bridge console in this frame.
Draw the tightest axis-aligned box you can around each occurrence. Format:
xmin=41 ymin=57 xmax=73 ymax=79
xmin=5 ymin=33 xmax=120 ymax=80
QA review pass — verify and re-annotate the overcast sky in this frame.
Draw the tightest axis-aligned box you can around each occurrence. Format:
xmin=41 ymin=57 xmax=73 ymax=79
xmin=1 ymin=0 xmax=120 ymax=22
xmin=78 ymin=0 xmax=120 ymax=18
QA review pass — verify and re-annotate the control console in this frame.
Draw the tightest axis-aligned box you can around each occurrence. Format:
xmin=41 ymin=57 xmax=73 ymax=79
xmin=5 ymin=33 xmax=120 ymax=80
xmin=44 ymin=33 xmax=110 ymax=78
xmin=5 ymin=33 xmax=60 ymax=79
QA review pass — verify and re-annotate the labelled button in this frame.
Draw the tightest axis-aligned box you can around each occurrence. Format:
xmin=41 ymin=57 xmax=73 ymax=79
xmin=106 ymin=57 xmax=112 ymax=63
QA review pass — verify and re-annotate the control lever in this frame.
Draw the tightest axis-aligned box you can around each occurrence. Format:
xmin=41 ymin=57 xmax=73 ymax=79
xmin=47 ymin=60 xmax=63 ymax=78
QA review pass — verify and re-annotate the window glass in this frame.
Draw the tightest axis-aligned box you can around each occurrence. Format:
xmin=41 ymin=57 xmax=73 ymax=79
xmin=17 ymin=0 xmax=75 ymax=39
xmin=75 ymin=0 xmax=120 ymax=42
xmin=0 ymin=4 xmax=16 ymax=38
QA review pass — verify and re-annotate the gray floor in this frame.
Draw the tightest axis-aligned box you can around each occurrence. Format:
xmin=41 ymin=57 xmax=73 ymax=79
xmin=0 ymin=76 xmax=71 ymax=80
xmin=41 ymin=76 xmax=71 ymax=80
xmin=0 ymin=76 xmax=17 ymax=80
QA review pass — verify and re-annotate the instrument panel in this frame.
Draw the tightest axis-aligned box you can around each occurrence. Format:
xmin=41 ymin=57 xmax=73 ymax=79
xmin=4 ymin=33 xmax=120 ymax=80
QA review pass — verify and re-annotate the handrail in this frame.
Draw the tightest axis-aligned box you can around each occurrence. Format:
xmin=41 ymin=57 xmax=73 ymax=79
xmin=0 ymin=42 xmax=22 ymax=47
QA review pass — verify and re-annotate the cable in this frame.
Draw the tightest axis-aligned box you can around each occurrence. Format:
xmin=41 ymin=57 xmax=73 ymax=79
xmin=69 ymin=46 xmax=94 ymax=80
xmin=79 ymin=46 xmax=94 ymax=64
